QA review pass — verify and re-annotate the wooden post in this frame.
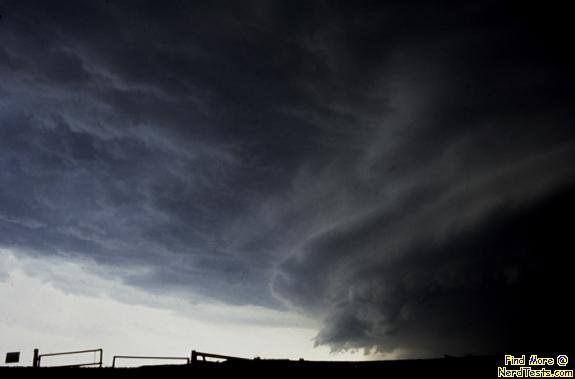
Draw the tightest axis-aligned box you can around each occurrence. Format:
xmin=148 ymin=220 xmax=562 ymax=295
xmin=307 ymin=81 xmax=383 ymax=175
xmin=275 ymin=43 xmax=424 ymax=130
xmin=191 ymin=350 xmax=197 ymax=364
xmin=33 ymin=349 xmax=39 ymax=368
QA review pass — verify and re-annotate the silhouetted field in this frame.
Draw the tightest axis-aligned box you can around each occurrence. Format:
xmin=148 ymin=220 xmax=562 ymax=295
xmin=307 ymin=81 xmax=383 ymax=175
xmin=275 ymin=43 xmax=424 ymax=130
xmin=1 ymin=356 xmax=501 ymax=378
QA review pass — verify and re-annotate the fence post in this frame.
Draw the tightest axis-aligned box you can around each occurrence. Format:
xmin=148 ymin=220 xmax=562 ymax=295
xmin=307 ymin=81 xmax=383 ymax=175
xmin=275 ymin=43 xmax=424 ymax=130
xmin=33 ymin=349 xmax=39 ymax=368
xmin=191 ymin=350 xmax=197 ymax=364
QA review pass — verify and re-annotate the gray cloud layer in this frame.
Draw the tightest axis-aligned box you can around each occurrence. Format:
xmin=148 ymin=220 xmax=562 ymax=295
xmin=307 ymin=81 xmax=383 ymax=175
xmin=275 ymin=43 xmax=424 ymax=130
xmin=1 ymin=1 xmax=573 ymax=356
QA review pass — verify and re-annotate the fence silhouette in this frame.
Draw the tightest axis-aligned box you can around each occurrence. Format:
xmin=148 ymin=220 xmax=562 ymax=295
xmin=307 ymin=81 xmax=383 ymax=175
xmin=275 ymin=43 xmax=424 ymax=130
xmin=112 ymin=355 xmax=190 ymax=368
xmin=33 ymin=348 xmax=103 ymax=368
xmin=191 ymin=350 xmax=250 ymax=363
xmin=24 ymin=348 xmax=256 ymax=368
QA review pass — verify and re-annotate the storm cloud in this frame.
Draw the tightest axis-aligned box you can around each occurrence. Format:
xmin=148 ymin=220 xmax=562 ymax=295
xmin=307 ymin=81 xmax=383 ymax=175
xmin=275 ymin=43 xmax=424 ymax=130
xmin=1 ymin=1 xmax=573 ymax=357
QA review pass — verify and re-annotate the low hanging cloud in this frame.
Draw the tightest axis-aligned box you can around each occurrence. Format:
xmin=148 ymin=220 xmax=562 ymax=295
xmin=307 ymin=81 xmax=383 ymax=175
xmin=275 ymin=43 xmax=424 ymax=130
xmin=1 ymin=1 xmax=573 ymax=357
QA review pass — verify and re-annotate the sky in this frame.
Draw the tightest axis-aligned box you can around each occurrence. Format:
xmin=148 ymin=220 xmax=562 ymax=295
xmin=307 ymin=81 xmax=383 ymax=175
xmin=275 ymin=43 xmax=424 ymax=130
xmin=0 ymin=0 xmax=574 ymax=365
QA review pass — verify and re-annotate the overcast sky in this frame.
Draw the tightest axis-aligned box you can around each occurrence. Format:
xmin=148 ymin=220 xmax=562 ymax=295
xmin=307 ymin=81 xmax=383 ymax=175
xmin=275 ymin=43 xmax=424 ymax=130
xmin=0 ymin=0 xmax=573 ymax=364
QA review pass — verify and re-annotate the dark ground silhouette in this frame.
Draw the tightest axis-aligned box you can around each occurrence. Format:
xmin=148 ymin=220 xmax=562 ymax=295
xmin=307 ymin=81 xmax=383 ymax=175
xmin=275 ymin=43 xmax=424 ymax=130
xmin=0 ymin=355 xmax=507 ymax=378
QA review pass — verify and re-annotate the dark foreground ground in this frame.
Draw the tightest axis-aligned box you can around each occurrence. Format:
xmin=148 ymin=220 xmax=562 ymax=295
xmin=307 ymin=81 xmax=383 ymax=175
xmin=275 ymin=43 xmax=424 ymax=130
xmin=1 ymin=355 xmax=509 ymax=378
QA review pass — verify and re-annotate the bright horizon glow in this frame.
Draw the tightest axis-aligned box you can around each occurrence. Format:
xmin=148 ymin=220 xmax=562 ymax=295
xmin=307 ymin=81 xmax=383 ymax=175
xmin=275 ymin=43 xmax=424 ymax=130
xmin=0 ymin=248 xmax=399 ymax=367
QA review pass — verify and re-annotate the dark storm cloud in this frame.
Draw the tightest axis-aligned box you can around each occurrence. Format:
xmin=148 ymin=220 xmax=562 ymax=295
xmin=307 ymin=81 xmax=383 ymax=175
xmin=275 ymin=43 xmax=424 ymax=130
xmin=1 ymin=1 xmax=574 ymax=356
xmin=0 ymin=0 xmax=291 ymax=306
